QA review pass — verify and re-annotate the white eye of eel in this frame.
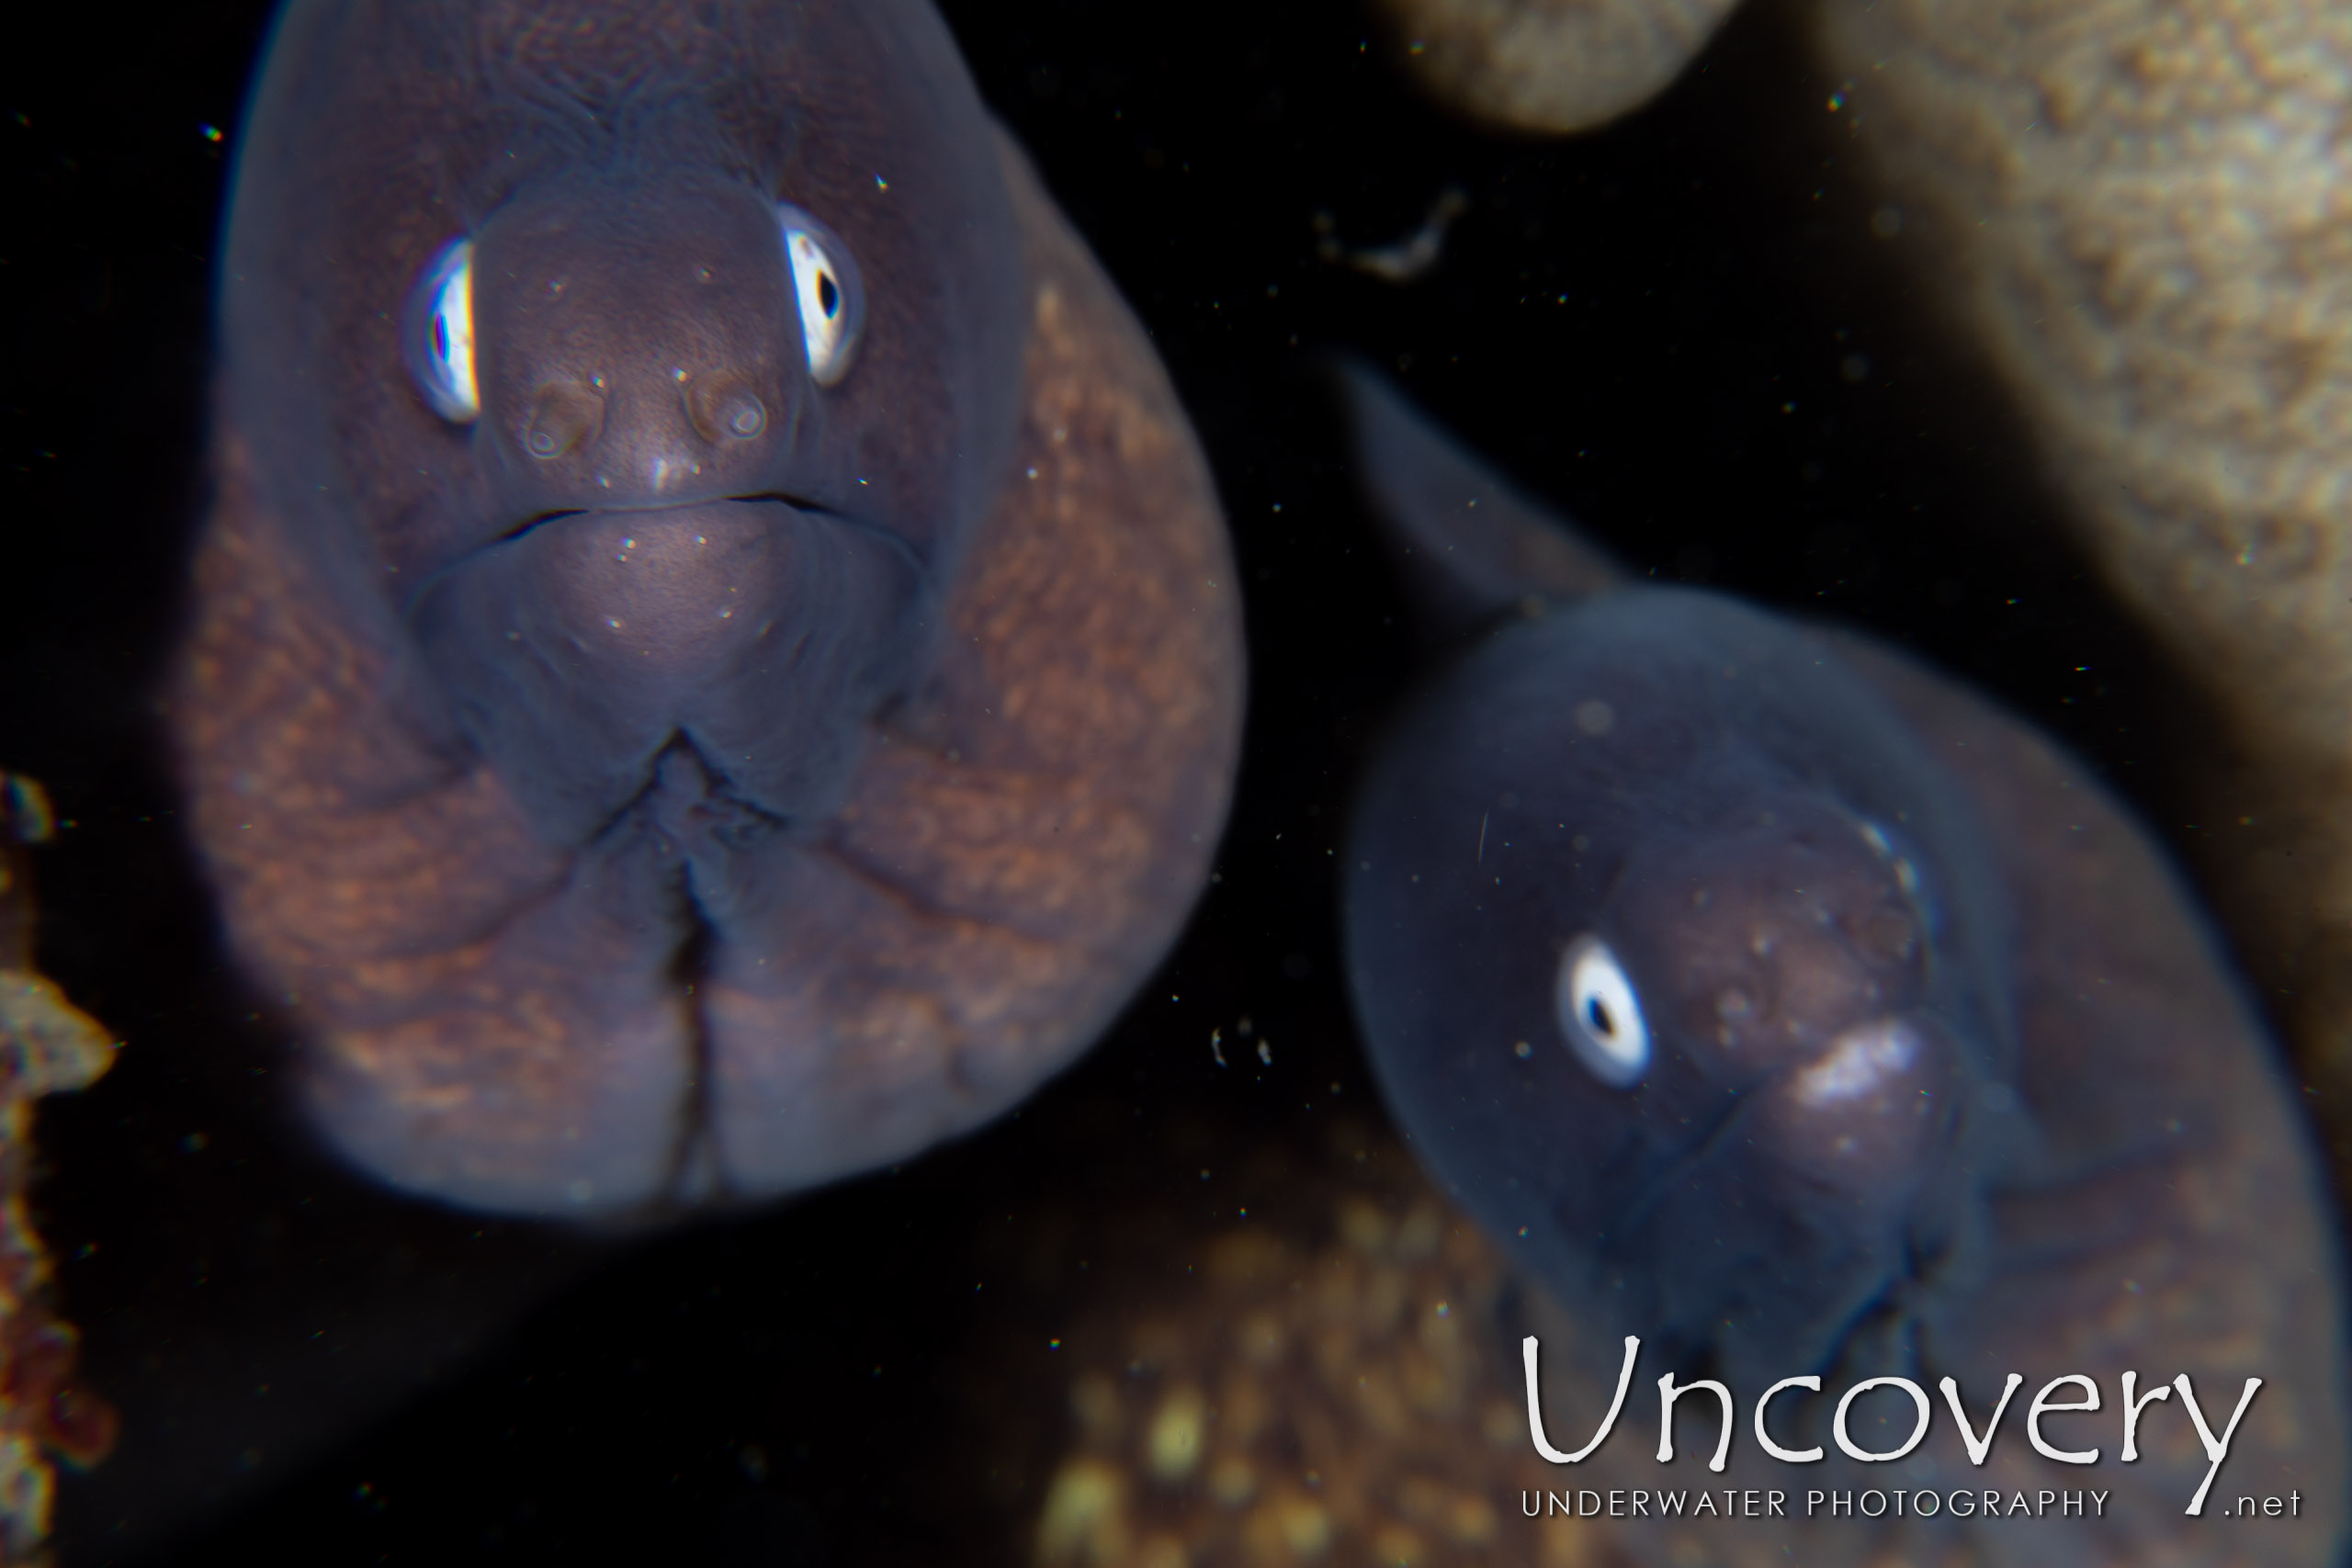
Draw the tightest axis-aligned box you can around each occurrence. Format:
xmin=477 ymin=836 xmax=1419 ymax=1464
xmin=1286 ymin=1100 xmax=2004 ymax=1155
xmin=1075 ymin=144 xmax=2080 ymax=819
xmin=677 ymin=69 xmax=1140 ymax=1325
xmin=776 ymin=204 xmax=865 ymax=387
xmin=1555 ymin=934 xmax=1651 ymax=1088
xmin=405 ymin=239 xmax=479 ymax=423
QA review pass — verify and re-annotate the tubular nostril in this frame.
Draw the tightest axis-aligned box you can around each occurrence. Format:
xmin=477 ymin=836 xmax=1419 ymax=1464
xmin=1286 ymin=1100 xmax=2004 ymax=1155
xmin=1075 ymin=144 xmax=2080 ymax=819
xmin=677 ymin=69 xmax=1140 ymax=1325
xmin=521 ymin=381 xmax=605 ymax=461
xmin=685 ymin=375 xmax=767 ymax=444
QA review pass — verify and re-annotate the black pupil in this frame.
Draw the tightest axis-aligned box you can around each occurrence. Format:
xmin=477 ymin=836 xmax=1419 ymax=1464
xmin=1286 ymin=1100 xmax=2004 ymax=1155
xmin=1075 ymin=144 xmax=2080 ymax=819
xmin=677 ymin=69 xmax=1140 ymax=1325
xmin=1586 ymin=997 xmax=1614 ymax=1036
xmin=817 ymin=272 xmax=839 ymax=318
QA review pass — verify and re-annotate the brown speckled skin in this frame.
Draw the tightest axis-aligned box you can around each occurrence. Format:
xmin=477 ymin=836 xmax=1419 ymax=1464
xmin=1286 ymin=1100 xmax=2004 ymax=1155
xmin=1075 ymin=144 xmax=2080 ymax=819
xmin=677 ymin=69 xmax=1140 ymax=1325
xmin=1344 ymin=373 xmax=2346 ymax=1565
xmin=173 ymin=1 xmax=1241 ymax=1218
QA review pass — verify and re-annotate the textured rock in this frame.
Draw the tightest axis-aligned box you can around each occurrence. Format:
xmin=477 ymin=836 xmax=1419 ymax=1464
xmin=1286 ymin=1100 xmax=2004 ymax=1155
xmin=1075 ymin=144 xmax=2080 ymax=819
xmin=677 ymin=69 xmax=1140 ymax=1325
xmin=1015 ymin=1117 xmax=1611 ymax=1568
xmin=1372 ymin=0 xmax=1740 ymax=130
xmin=0 ymin=775 xmax=117 ymax=1565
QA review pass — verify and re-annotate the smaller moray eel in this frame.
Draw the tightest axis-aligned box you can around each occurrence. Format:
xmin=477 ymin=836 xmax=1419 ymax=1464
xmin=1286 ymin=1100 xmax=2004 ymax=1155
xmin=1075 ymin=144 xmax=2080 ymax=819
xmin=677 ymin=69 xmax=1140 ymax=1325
xmin=1337 ymin=367 xmax=2346 ymax=1567
xmin=172 ymin=0 xmax=1241 ymax=1219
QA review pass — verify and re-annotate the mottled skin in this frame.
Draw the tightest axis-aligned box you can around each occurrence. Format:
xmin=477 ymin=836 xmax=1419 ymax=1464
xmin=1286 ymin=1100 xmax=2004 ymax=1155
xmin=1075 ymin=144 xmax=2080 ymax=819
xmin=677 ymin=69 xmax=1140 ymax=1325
xmin=175 ymin=0 xmax=1242 ymax=1217
xmin=1339 ymin=369 xmax=2346 ymax=1564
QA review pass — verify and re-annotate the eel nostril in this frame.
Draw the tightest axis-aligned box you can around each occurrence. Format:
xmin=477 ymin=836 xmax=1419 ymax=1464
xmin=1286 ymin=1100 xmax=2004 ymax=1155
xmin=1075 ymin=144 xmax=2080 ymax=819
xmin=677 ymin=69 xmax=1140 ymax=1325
xmin=522 ymin=381 xmax=605 ymax=461
xmin=685 ymin=375 xmax=766 ymax=444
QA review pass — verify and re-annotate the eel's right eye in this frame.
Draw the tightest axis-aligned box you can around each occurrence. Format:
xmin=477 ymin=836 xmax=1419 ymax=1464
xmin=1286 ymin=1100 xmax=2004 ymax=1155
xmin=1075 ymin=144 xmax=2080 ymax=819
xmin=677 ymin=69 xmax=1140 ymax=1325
xmin=406 ymin=240 xmax=479 ymax=423
xmin=1555 ymin=934 xmax=1651 ymax=1088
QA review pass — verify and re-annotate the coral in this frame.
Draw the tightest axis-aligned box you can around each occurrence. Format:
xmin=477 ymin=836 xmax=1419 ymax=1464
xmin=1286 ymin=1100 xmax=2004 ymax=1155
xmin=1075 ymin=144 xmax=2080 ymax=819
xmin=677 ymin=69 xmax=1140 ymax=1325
xmin=0 ymin=775 xmax=118 ymax=1565
xmin=1011 ymin=1117 xmax=1611 ymax=1568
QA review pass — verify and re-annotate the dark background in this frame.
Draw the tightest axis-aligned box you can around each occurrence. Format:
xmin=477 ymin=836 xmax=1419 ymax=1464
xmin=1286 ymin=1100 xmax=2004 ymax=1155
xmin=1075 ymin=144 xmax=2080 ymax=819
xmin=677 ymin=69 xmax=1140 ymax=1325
xmin=2 ymin=0 xmax=2210 ymax=1562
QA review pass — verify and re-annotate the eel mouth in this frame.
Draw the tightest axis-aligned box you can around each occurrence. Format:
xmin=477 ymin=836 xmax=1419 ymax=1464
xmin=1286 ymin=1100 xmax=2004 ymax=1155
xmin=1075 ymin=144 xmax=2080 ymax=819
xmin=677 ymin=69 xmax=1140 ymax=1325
xmin=490 ymin=491 xmax=923 ymax=570
xmin=493 ymin=488 xmax=832 ymax=545
xmin=404 ymin=491 xmax=924 ymax=629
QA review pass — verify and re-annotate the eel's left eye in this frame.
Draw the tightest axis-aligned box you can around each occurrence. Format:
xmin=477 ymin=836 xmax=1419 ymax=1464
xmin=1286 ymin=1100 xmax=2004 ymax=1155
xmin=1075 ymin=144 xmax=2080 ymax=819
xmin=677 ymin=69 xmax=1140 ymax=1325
xmin=405 ymin=240 xmax=479 ymax=423
xmin=1555 ymin=935 xmax=1651 ymax=1088
xmin=777 ymin=205 xmax=865 ymax=387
